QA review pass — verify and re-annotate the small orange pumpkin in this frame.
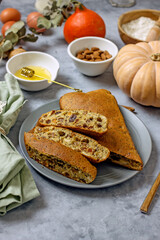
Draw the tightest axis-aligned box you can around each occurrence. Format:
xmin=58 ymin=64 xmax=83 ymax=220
xmin=113 ymin=41 xmax=160 ymax=107
xmin=63 ymin=5 xmax=106 ymax=43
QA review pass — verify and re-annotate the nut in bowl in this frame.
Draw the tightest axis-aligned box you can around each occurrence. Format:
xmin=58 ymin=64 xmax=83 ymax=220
xmin=6 ymin=51 xmax=60 ymax=91
xmin=67 ymin=37 xmax=118 ymax=76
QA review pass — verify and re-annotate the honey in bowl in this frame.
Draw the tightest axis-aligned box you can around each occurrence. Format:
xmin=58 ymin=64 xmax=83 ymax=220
xmin=15 ymin=65 xmax=52 ymax=81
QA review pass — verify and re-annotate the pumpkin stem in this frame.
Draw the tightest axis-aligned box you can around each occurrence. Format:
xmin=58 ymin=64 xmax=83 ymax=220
xmin=150 ymin=53 xmax=160 ymax=61
xmin=74 ymin=2 xmax=86 ymax=11
xmin=78 ymin=4 xmax=85 ymax=10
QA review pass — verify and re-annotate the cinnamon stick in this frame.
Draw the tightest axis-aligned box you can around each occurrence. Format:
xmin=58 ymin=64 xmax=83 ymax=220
xmin=121 ymin=105 xmax=135 ymax=112
xmin=140 ymin=173 xmax=160 ymax=214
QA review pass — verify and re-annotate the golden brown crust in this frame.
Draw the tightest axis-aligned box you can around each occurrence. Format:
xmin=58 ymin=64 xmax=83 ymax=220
xmin=24 ymin=132 xmax=97 ymax=183
xmin=59 ymin=89 xmax=143 ymax=171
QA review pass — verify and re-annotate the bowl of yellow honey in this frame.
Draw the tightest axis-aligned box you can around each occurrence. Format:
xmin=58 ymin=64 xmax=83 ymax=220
xmin=6 ymin=51 xmax=60 ymax=91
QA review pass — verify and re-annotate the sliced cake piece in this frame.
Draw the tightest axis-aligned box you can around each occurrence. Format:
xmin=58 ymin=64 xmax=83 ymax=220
xmin=24 ymin=132 xmax=97 ymax=184
xmin=32 ymin=126 xmax=110 ymax=163
xmin=59 ymin=89 xmax=143 ymax=171
xmin=38 ymin=109 xmax=108 ymax=137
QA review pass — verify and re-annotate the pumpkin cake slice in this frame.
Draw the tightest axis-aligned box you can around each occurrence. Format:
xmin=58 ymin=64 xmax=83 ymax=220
xmin=59 ymin=89 xmax=143 ymax=171
xmin=24 ymin=132 xmax=97 ymax=184
xmin=38 ymin=109 xmax=108 ymax=137
xmin=32 ymin=125 xmax=110 ymax=164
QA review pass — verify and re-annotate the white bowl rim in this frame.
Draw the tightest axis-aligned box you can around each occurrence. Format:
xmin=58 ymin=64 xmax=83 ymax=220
xmin=6 ymin=51 xmax=60 ymax=83
xmin=67 ymin=37 xmax=118 ymax=64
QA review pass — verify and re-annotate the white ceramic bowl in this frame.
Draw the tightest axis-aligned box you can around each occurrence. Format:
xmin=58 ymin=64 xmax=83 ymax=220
xmin=67 ymin=37 xmax=118 ymax=76
xmin=6 ymin=51 xmax=59 ymax=91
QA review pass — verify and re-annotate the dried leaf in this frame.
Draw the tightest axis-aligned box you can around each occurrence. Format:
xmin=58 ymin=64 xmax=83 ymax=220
xmin=5 ymin=21 xmax=25 ymax=35
xmin=57 ymin=0 xmax=71 ymax=8
xmin=22 ymin=34 xmax=38 ymax=42
xmin=0 ymin=47 xmax=3 ymax=59
xmin=1 ymin=40 xmax=13 ymax=52
xmin=17 ymin=26 xmax=26 ymax=37
xmin=51 ymin=13 xmax=64 ymax=27
xmin=49 ymin=11 xmax=58 ymax=19
xmin=5 ymin=32 xmax=19 ymax=45
xmin=50 ymin=0 xmax=58 ymax=11
xmin=28 ymin=27 xmax=38 ymax=34
xmin=0 ymin=35 xmax=3 ymax=43
xmin=35 ymin=0 xmax=51 ymax=14
xmin=43 ymin=6 xmax=53 ymax=16
xmin=37 ymin=16 xmax=52 ymax=29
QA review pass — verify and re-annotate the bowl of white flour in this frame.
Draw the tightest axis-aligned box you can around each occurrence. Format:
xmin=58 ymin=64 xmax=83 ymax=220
xmin=118 ymin=9 xmax=160 ymax=44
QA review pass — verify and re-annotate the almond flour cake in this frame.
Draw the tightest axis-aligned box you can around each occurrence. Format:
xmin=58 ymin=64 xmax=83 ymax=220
xmin=59 ymin=89 xmax=143 ymax=171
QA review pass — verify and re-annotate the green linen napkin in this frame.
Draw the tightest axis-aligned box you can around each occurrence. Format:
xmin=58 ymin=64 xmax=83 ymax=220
xmin=0 ymin=73 xmax=40 ymax=216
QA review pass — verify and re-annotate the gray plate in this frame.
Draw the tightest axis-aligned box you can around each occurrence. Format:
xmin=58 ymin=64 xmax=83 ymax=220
xmin=19 ymin=99 xmax=152 ymax=189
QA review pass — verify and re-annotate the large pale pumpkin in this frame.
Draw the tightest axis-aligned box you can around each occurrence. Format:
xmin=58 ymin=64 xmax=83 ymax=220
xmin=113 ymin=41 xmax=160 ymax=107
